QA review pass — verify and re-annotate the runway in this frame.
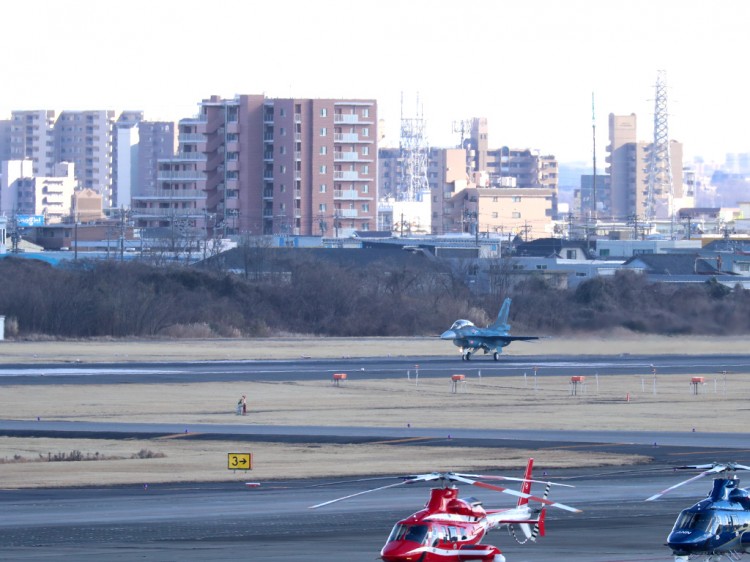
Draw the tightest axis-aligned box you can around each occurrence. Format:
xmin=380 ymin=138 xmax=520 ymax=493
xmin=0 ymin=352 xmax=749 ymax=385
xmin=2 ymin=353 xmax=750 ymax=561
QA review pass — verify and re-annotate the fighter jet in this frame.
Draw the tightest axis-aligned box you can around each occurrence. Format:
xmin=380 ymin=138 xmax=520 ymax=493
xmin=440 ymin=297 xmax=539 ymax=360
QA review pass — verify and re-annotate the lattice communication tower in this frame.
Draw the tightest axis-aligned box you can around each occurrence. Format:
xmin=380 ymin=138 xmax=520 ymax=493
xmin=645 ymin=70 xmax=673 ymax=221
xmin=398 ymin=93 xmax=430 ymax=201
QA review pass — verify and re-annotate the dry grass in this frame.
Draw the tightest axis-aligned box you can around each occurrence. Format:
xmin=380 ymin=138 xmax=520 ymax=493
xmin=0 ymin=333 xmax=749 ymax=363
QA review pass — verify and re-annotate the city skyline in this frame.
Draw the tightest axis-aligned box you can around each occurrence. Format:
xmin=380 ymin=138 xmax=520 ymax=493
xmin=2 ymin=0 xmax=749 ymax=165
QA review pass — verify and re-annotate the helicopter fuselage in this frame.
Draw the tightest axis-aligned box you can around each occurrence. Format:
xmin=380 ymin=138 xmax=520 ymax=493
xmin=667 ymin=478 xmax=750 ymax=558
xmin=379 ymin=487 xmax=507 ymax=562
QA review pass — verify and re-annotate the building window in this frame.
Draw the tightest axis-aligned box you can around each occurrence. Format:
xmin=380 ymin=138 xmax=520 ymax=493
xmin=319 ymin=203 xmax=327 ymax=212
xmin=320 ymin=184 xmax=327 ymax=193
xmin=566 ymin=249 xmax=577 ymax=259
xmin=280 ymin=127 xmax=285 ymax=136
xmin=362 ymin=165 xmax=369 ymax=175
xmin=512 ymin=212 xmax=521 ymax=218
xmin=492 ymin=197 xmax=498 ymax=202
xmin=491 ymin=212 xmax=498 ymax=218
xmin=320 ymin=127 xmax=327 ymax=136
xmin=279 ymin=165 xmax=286 ymax=173
xmin=362 ymin=108 xmax=369 ymax=118
xmin=513 ymin=196 xmax=521 ymax=202
xmin=362 ymin=184 xmax=369 ymax=193
xmin=361 ymin=127 xmax=369 ymax=137
xmin=362 ymin=203 xmax=369 ymax=212
xmin=362 ymin=146 xmax=369 ymax=156
xmin=319 ymin=165 xmax=327 ymax=174
xmin=320 ymin=108 xmax=327 ymax=117
xmin=320 ymin=146 xmax=327 ymax=155
xmin=279 ymin=108 xmax=286 ymax=117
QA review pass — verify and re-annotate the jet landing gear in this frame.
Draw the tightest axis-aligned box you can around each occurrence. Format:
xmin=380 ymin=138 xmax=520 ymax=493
xmin=460 ymin=350 xmax=501 ymax=361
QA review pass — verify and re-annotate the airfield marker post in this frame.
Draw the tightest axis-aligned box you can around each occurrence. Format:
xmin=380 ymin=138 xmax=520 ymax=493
xmin=415 ymin=364 xmax=419 ymax=386
xmin=690 ymin=376 xmax=705 ymax=395
xmin=451 ymin=374 xmax=466 ymax=394
xmin=570 ymin=376 xmax=586 ymax=396
xmin=533 ymin=366 xmax=538 ymax=392
xmin=332 ymin=373 xmax=347 ymax=387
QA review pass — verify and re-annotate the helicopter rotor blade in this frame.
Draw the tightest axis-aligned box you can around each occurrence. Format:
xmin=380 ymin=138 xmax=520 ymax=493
xmin=309 ymin=480 xmax=410 ymax=509
xmin=470 ymin=480 xmax=581 ymax=513
xmin=456 ymin=473 xmax=575 ymax=488
xmin=646 ymin=465 xmax=726 ymax=501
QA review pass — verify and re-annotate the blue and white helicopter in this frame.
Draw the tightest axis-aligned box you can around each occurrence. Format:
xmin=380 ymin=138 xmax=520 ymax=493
xmin=647 ymin=462 xmax=750 ymax=562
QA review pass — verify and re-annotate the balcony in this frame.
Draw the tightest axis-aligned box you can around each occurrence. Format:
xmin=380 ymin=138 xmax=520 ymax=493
xmin=334 ymin=114 xmax=360 ymax=124
xmin=132 ymin=189 xmax=205 ymax=201
xmin=338 ymin=209 xmax=358 ymax=218
xmin=263 ymin=133 xmax=274 ymax=142
xmin=178 ymin=133 xmax=205 ymax=143
xmin=334 ymin=151 xmax=365 ymax=162
xmin=174 ymin=152 xmax=206 ymax=161
xmin=157 ymin=170 xmax=204 ymax=181
xmin=333 ymin=171 xmax=362 ymax=180
xmin=334 ymin=189 xmax=370 ymax=200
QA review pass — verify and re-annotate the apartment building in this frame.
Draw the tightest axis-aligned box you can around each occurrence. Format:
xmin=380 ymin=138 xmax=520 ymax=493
xmin=437 ymin=185 xmax=555 ymax=240
xmin=135 ymin=94 xmax=377 ymax=238
xmin=0 ymin=160 xmax=76 ymax=223
xmin=55 ymin=110 xmax=116 ymax=204
xmin=130 ymin=118 xmax=206 ymax=231
xmin=9 ymin=110 xmax=56 ymax=177
xmin=114 ymin=117 xmax=176 ymax=209
xmin=606 ymin=113 xmax=684 ymax=220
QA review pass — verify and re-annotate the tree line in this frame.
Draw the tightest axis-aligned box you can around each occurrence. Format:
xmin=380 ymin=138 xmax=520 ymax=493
xmin=1 ymin=255 xmax=748 ymax=339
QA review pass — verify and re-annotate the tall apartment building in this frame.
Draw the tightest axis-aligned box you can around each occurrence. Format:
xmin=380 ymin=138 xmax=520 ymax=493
xmin=131 ymin=113 xmax=206 ymax=232
xmin=606 ymin=113 xmax=683 ymax=220
xmin=115 ymin=117 xmax=176 ymax=209
xmin=9 ymin=110 xmax=56 ymax=177
xmin=135 ymin=94 xmax=377 ymax=237
xmin=55 ymin=110 xmax=116 ymax=204
xmin=0 ymin=119 xmax=11 ymax=162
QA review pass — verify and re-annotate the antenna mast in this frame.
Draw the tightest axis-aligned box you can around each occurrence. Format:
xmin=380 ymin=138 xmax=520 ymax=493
xmin=645 ymin=70 xmax=673 ymax=224
xmin=398 ymin=92 xmax=429 ymax=202
xmin=591 ymin=92 xmax=597 ymax=220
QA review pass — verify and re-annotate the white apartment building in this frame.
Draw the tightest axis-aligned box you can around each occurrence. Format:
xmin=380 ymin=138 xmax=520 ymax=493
xmin=1 ymin=160 xmax=76 ymax=223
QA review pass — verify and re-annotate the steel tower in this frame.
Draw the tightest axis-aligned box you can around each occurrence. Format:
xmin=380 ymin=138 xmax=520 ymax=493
xmin=645 ymin=70 xmax=673 ymax=221
xmin=398 ymin=92 xmax=430 ymax=201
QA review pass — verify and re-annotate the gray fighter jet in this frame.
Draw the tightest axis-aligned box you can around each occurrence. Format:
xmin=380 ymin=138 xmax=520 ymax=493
xmin=440 ymin=298 xmax=539 ymax=360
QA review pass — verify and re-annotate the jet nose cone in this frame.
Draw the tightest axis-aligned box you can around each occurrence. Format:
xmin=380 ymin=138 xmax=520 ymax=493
xmin=440 ymin=330 xmax=456 ymax=340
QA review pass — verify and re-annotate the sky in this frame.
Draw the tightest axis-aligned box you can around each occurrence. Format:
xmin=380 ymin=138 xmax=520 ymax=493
xmin=2 ymin=0 xmax=749 ymax=165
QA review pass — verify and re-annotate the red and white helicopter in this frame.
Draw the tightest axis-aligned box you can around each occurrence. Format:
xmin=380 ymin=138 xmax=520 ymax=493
xmin=310 ymin=458 xmax=580 ymax=562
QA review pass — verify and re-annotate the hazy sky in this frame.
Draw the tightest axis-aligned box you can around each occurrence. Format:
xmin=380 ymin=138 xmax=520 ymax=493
xmin=2 ymin=0 xmax=748 ymax=164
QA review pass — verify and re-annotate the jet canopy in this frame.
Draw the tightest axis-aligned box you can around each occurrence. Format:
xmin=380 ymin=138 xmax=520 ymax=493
xmin=449 ymin=320 xmax=475 ymax=331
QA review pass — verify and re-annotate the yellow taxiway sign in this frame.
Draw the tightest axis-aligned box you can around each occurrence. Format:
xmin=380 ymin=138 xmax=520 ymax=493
xmin=227 ymin=452 xmax=252 ymax=470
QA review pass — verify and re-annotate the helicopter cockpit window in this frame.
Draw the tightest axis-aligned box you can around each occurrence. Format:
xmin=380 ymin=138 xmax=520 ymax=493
xmin=673 ymin=511 xmax=718 ymax=534
xmin=387 ymin=524 xmax=429 ymax=545
xmin=450 ymin=320 xmax=474 ymax=331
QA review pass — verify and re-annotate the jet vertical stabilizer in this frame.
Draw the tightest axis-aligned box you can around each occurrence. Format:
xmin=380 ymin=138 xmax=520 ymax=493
xmin=489 ymin=298 xmax=512 ymax=331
